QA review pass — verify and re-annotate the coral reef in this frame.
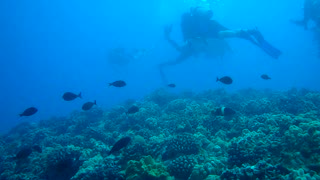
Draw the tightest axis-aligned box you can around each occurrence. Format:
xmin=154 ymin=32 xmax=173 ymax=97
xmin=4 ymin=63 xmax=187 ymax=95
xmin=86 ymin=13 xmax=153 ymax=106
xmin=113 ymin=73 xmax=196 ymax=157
xmin=1 ymin=88 xmax=320 ymax=179
xmin=220 ymin=160 xmax=290 ymax=179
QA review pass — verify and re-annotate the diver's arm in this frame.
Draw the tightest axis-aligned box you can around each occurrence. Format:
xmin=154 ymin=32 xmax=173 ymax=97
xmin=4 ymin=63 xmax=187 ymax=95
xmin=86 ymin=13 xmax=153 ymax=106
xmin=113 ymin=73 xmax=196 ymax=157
xmin=164 ymin=25 xmax=183 ymax=52
xmin=165 ymin=36 xmax=183 ymax=52
xmin=159 ymin=50 xmax=192 ymax=68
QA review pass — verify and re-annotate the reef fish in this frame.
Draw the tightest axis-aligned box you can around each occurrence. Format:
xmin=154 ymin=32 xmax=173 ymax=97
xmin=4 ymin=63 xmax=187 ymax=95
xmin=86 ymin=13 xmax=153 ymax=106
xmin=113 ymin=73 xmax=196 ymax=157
xmin=167 ymin=84 xmax=176 ymax=88
xmin=109 ymin=80 xmax=126 ymax=87
xmin=217 ymin=76 xmax=233 ymax=85
xmin=19 ymin=107 xmax=38 ymax=117
xmin=62 ymin=92 xmax=82 ymax=101
xmin=126 ymin=105 xmax=139 ymax=114
xmin=14 ymin=147 xmax=33 ymax=160
xmin=261 ymin=74 xmax=271 ymax=80
xmin=108 ymin=136 xmax=131 ymax=155
xmin=82 ymin=100 xmax=96 ymax=111
xmin=213 ymin=107 xmax=236 ymax=116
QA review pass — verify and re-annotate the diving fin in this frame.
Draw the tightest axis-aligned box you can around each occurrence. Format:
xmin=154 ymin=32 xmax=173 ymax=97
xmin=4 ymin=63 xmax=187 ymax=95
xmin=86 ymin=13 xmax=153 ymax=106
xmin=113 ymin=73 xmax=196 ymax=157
xmin=258 ymin=39 xmax=282 ymax=59
xmin=248 ymin=28 xmax=282 ymax=59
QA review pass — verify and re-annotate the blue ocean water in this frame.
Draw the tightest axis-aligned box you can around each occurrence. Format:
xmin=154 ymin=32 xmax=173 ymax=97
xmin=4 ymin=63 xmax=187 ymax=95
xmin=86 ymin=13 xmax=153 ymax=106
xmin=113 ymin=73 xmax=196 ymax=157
xmin=0 ymin=0 xmax=319 ymax=134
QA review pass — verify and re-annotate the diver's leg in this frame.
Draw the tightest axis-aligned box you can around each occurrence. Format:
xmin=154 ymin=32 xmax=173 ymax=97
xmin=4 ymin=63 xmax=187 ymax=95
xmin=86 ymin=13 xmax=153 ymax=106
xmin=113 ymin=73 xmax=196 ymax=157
xmin=219 ymin=29 xmax=282 ymax=59
xmin=159 ymin=52 xmax=191 ymax=67
xmin=218 ymin=30 xmax=243 ymax=38
xmin=166 ymin=38 xmax=183 ymax=52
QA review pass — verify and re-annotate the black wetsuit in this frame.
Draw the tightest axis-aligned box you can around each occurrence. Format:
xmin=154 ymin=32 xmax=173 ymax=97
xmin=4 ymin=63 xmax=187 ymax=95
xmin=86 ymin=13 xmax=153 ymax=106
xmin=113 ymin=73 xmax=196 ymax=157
xmin=179 ymin=10 xmax=282 ymax=60
xmin=180 ymin=12 xmax=228 ymax=41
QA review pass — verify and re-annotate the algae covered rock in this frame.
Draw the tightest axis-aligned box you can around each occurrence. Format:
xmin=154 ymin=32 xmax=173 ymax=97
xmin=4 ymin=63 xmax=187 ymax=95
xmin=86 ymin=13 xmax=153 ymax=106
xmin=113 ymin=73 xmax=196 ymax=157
xmin=71 ymin=154 xmax=124 ymax=180
xmin=125 ymin=155 xmax=171 ymax=180
xmin=188 ymin=164 xmax=209 ymax=180
xmin=120 ymin=143 xmax=148 ymax=166
xmin=44 ymin=145 xmax=83 ymax=180
xmin=71 ymin=154 xmax=104 ymax=180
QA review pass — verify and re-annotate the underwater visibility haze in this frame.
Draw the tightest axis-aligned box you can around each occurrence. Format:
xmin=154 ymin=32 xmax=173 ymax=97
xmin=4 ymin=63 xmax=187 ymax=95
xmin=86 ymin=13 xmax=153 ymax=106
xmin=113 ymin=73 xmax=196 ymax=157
xmin=1 ymin=0 xmax=320 ymax=179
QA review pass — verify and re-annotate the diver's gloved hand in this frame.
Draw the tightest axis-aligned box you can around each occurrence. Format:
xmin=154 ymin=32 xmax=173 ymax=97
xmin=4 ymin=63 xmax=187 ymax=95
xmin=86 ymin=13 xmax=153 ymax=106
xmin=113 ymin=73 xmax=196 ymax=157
xmin=164 ymin=24 xmax=173 ymax=39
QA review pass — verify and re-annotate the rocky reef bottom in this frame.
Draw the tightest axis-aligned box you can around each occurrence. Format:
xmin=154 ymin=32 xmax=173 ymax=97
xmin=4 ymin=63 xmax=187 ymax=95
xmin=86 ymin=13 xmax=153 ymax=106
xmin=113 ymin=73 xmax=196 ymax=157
xmin=1 ymin=88 xmax=320 ymax=180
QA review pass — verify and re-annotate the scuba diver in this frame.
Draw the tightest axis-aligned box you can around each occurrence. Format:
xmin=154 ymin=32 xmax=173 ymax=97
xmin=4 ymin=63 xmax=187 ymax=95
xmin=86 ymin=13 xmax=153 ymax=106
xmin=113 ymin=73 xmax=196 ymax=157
xmin=292 ymin=0 xmax=320 ymax=57
xmin=107 ymin=46 xmax=151 ymax=67
xmin=291 ymin=0 xmax=320 ymax=30
xmin=158 ymin=6 xmax=282 ymax=83
xmin=164 ymin=23 xmax=232 ymax=60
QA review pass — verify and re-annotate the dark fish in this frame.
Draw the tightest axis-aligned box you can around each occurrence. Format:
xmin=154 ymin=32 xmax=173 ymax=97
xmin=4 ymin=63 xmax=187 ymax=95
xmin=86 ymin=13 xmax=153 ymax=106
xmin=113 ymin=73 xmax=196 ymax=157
xmin=32 ymin=145 xmax=42 ymax=153
xmin=213 ymin=107 xmax=236 ymax=116
xmin=20 ymin=107 xmax=38 ymax=117
xmin=82 ymin=100 xmax=96 ymax=111
xmin=126 ymin=105 xmax=139 ymax=114
xmin=168 ymin=84 xmax=176 ymax=88
xmin=108 ymin=136 xmax=131 ymax=155
xmin=62 ymin=92 xmax=82 ymax=101
xmin=261 ymin=74 xmax=271 ymax=80
xmin=14 ymin=147 xmax=33 ymax=160
xmin=217 ymin=76 xmax=233 ymax=85
xmin=109 ymin=80 xmax=126 ymax=87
